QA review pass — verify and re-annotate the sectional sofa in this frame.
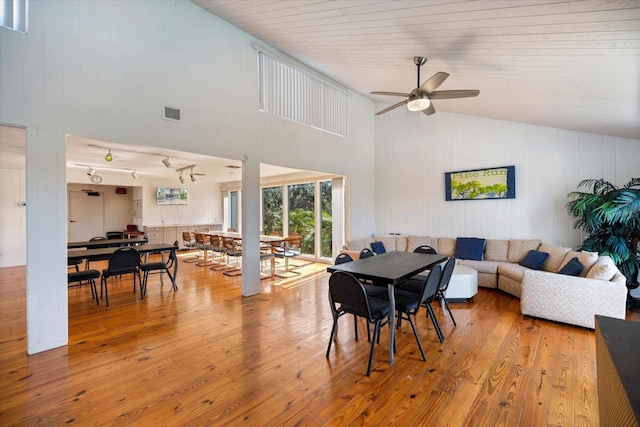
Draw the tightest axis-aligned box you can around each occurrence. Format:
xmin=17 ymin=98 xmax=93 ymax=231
xmin=341 ymin=235 xmax=628 ymax=329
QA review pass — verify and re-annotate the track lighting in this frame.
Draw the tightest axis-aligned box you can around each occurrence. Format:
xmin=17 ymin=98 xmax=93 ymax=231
xmin=162 ymin=157 xmax=171 ymax=168
xmin=105 ymin=150 xmax=113 ymax=162
xmin=190 ymin=168 xmax=196 ymax=182
xmin=179 ymin=171 xmax=185 ymax=184
xmin=87 ymin=167 xmax=96 ymax=176
xmin=131 ymin=170 xmax=137 ymax=179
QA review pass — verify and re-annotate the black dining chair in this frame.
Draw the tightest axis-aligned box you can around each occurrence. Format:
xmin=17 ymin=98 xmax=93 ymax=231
xmin=435 ymin=257 xmax=457 ymax=326
xmin=326 ymin=271 xmax=391 ymax=376
xmin=68 ymin=269 xmax=101 ymax=305
xmin=359 ymin=248 xmax=375 ymax=259
xmin=140 ymin=242 xmax=179 ymax=297
xmin=413 ymin=245 xmax=437 ymax=254
xmin=382 ymin=264 xmax=443 ymax=359
xmin=100 ymin=247 xmax=141 ymax=307
xmin=335 ymin=252 xmax=353 ymax=265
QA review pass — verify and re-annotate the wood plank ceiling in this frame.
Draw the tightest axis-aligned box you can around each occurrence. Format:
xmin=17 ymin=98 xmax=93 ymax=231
xmin=192 ymin=0 xmax=640 ymax=140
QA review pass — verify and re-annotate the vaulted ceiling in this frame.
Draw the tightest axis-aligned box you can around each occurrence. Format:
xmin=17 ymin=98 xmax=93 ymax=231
xmin=192 ymin=0 xmax=640 ymax=140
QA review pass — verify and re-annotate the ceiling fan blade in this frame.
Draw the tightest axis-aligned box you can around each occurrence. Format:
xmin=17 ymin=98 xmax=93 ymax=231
xmin=430 ymin=90 xmax=480 ymax=99
xmin=422 ymin=103 xmax=436 ymax=116
xmin=371 ymin=91 xmax=410 ymax=97
xmin=375 ymin=99 xmax=408 ymax=115
xmin=420 ymin=72 xmax=449 ymax=93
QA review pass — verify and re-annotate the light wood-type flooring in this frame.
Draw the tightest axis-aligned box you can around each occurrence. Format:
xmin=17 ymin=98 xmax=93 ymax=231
xmin=1 ymin=252 xmax=639 ymax=426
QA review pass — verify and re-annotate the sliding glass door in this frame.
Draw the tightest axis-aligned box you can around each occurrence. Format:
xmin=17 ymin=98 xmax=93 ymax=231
xmin=262 ymin=186 xmax=283 ymax=235
xmin=288 ymin=183 xmax=315 ymax=255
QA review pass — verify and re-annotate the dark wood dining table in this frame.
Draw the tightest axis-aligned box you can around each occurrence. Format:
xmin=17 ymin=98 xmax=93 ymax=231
xmin=68 ymin=243 xmax=179 ymax=290
xmin=327 ymin=251 xmax=446 ymax=365
xmin=67 ymin=237 xmax=148 ymax=249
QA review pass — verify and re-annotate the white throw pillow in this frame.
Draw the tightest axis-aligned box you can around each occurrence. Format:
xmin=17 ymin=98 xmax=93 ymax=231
xmin=586 ymin=256 xmax=618 ymax=281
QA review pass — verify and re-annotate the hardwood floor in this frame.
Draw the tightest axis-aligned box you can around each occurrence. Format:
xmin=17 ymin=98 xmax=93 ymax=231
xmin=1 ymin=255 xmax=639 ymax=426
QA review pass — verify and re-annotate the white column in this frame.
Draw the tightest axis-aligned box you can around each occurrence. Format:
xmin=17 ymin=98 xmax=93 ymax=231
xmin=26 ymin=127 xmax=68 ymax=354
xmin=241 ymin=156 xmax=260 ymax=296
xmin=331 ymin=177 xmax=345 ymax=259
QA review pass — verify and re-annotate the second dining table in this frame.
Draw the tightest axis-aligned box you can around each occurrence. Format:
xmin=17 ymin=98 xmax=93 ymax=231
xmin=327 ymin=251 xmax=446 ymax=365
xmin=68 ymin=242 xmax=179 ymax=291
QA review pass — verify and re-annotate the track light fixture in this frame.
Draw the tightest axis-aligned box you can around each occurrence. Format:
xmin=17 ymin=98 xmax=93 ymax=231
xmin=87 ymin=167 xmax=96 ymax=176
xmin=190 ymin=168 xmax=196 ymax=182
xmin=162 ymin=156 xmax=171 ymax=168
xmin=131 ymin=170 xmax=137 ymax=179
xmin=105 ymin=150 xmax=113 ymax=162
xmin=179 ymin=171 xmax=185 ymax=184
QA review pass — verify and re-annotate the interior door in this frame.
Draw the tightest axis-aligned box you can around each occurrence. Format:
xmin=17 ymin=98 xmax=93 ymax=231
xmin=68 ymin=191 xmax=104 ymax=241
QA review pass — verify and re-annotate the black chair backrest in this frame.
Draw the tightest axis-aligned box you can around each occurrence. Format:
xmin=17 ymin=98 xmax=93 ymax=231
xmin=438 ymin=257 xmax=456 ymax=292
xmin=414 ymin=245 xmax=437 ymax=255
xmin=335 ymin=253 xmax=353 ymax=265
xmin=329 ymin=272 xmax=371 ymax=320
xmin=107 ymin=247 xmax=141 ymax=275
xmin=418 ymin=264 xmax=443 ymax=304
xmin=359 ymin=248 xmax=375 ymax=259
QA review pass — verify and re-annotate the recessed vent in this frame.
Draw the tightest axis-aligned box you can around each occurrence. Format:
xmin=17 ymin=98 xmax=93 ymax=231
xmin=164 ymin=106 xmax=181 ymax=121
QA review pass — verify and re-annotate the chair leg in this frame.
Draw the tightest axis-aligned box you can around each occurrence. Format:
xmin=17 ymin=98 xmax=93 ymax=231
xmin=441 ymin=295 xmax=457 ymax=325
xmin=353 ymin=314 xmax=359 ymax=341
xmin=89 ymin=279 xmax=98 ymax=305
xmin=101 ymin=277 xmax=109 ymax=307
xmin=326 ymin=317 xmax=339 ymax=357
xmin=142 ymin=271 xmax=148 ymax=298
xmin=405 ymin=312 xmax=426 ymax=361
xmin=426 ymin=303 xmax=444 ymax=342
xmin=367 ymin=320 xmax=381 ymax=376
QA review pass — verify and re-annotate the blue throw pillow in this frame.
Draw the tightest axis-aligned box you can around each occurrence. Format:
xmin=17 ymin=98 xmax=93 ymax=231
xmin=370 ymin=241 xmax=386 ymax=255
xmin=519 ymin=250 xmax=549 ymax=270
xmin=453 ymin=237 xmax=485 ymax=261
xmin=558 ymin=257 xmax=583 ymax=276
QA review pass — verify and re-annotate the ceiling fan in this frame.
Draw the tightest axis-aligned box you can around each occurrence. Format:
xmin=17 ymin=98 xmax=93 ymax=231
xmin=371 ymin=57 xmax=479 ymax=116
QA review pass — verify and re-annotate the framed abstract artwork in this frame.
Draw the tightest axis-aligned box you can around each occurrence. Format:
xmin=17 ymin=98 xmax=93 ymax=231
xmin=445 ymin=165 xmax=516 ymax=201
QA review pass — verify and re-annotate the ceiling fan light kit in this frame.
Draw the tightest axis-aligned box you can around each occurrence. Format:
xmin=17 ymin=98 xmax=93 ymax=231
xmin=371 ymin=56 xmax=479 ymax=116
xmin=407 ymin=92 xmax=431 ymax=111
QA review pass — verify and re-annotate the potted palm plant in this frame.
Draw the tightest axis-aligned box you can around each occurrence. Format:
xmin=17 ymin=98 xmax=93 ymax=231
xmin=566 ymin=178 xmax=640 ymax=288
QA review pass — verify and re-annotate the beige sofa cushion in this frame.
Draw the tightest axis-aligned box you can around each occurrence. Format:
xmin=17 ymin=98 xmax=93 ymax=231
xmin=373 ymin=235 xmax=397 ymax=252
xmin=395 ymin=235 xmax=408 ymax=252
xmin=407 ymin=235 xmax=438 ymax=253
xmin=586 ymin=256 xmax=618 ymax=281
xmin=558 ymin=251 xmax=599 ymax=277
xmin=438 ymin=238 xmax=456 ymax=256
xmin=459 ymin=259 xmax=502 ymax=274
xmin=507 ymin=239 xmax=541 ymax=263
xmin=538 ymin=243 xmax=571 ymax=272
xmin=345 ymin=237 xmax=374 ymax=252
xmin=484 ymin=240 xmax=508 ymax=261
xmin=498 ymin=262 xmax=530 ymax=282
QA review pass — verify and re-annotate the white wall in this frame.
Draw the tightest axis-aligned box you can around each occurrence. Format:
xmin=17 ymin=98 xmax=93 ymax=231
xmin=375 ymin=110 xmax=640 ymax=248
xmin=67 ymin=170 xmax=223 ymax=227
xmin=0 ymin=0 xmax=376 ymax=353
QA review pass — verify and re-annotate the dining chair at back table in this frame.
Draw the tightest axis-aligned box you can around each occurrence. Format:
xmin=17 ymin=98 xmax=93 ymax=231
xmin=100 ymin=247 xmax=142 ymax=307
